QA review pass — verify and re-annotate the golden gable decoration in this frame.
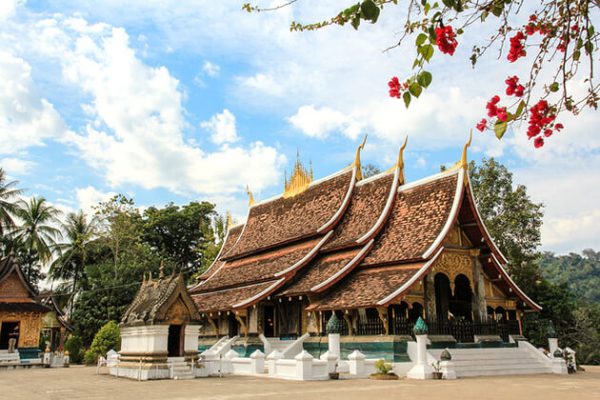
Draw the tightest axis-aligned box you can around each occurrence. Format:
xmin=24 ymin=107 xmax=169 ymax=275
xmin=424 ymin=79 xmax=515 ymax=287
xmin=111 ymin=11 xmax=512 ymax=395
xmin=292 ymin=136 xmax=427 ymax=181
xmin=283 ymin=151 xmax=313 ymax=198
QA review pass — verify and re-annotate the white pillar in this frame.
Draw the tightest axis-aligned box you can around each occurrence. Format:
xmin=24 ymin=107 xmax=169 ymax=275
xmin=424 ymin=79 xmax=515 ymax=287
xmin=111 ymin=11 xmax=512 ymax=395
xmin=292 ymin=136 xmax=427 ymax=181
xmin=250 ymin=350 xmax=265 ymax=375
xmin=328 ymin=333 xmax=340 ymax=358
xmin=267 ymin=350 xmax=283 ymax=377
xmin=407 ymin=334 xmax=433 ymax=379
xmin=319 ymin=350 xmax=338 ymax=373
xmin=548 ymin=338 xmax=559 ymax=355
xmin=295 ymin=350 xmax=313 ymax=380
xmin=348 ymin=350 xmax=366 ymax=377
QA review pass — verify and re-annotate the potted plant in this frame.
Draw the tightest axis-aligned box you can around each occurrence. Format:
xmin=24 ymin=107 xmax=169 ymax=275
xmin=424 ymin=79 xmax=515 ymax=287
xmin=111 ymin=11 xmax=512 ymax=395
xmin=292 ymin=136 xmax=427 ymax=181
xmin=329 ymin=362 xmax=340 ymax=380
xmin=431 ymin=361 xmax=443 ymax=380
xmin=369 ymin=359 xmax=399 ymax=380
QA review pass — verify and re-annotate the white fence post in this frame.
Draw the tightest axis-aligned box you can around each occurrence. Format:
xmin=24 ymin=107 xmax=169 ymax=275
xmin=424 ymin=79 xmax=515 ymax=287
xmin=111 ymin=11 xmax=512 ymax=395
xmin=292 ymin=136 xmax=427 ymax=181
xmin=295 ymin=350 xmax=313 ymax=380
xmin=320 ymin=350 xmax=338 ymax=373
xmin=267 ymin=350 xmax=283 ymax=377
xmin=348 ymin=350 xmax=366 ymax=376
xmin=250 ymin=350 xmax=265 ymax=374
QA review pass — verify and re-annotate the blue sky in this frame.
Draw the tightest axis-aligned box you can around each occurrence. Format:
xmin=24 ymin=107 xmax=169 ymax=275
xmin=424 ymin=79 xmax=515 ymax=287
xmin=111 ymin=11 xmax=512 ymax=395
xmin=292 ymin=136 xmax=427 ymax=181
xmin=1 ymin=1 xmax=598 ymax=254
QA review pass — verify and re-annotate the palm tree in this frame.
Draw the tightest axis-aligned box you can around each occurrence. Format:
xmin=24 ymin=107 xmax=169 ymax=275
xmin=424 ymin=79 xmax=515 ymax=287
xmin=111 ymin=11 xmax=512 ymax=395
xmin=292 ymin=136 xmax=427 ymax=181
xmin=50 ymin=211 xmax=97 ymax=314
xmin=14 ymin=197 xmax=62 ymax=264
xmin=0 ymin=168 xmax=23 ymax=235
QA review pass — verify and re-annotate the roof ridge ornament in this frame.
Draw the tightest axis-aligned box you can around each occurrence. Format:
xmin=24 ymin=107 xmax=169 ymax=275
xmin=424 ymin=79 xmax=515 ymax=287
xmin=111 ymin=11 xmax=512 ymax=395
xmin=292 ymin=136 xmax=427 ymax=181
xmin=397 ymin=136 xmax=408 ymax=185
xmin=459 ymin=130 xmax=472 ymax=170
xmin=353 ymin=133 xmax=368 ymax=181
xmin=226 ymin=211 xmax=233 ymax=230
xmin=246 ymin=185 xmax=255 ymax=206
xmin=283 ymin=150 xmax=313 ymax=198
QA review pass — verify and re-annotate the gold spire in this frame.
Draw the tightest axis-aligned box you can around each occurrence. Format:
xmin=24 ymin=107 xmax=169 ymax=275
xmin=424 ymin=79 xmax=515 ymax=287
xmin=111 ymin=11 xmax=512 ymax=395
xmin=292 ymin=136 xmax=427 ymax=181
xmin=459 ymin=130 xmax=473 ymax=170
xmin=396 ymin=136 xmax=408 ymax=185
xmin=283 ymin=150 xmax=313 ymax=198
xmin=246 ymin=185 xmax=255 ymax=206
xmin=225 ymin=211 xmax=233 ymax=230
xmin=353 ymin=133 xmax=368 ymax=181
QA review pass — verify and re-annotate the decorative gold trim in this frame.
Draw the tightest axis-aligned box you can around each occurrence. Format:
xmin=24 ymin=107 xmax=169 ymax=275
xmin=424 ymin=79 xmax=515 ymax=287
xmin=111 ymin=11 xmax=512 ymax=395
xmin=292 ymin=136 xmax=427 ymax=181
xmin=225 ymin=212 xmax=233 ymax=230
xmin=449 ymin=130 xmax=472 ymax=177
xmin=283 ymin=150 xmax=313 ymax=198
xmin=376 ymin=307 xmax=389 ymax=335
xmin=353 ymin=134 xmax=368 ymax=181
xmin=246 ymin=185 xmax=255 ymax=206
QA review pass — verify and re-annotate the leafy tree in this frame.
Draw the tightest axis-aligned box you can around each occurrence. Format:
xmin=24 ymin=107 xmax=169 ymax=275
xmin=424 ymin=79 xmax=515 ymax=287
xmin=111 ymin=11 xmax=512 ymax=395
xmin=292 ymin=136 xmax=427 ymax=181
xmin=142 ymin=201 xmax=217 ymax=276
xmin=13 ymin=197 xmax=62 ymax=286
xmin=83 ymin=320 xmax=120 ymax=364
xmin=362 ymin=163 xmax=382 ymax=179
xmin=64 ymin=335 xmax=84 ymax=364
xmin=50 ymin=211 xmax=98 ymax=314
xmin=540 ymin=249 xmax=600 ymax=303
xmin=0 ymin=168 xmax=22 ymax=235
xmin=244 ymin=1 xmax=598 ymax=148
xmin=468 ymin=158 xmax=544 ymax=292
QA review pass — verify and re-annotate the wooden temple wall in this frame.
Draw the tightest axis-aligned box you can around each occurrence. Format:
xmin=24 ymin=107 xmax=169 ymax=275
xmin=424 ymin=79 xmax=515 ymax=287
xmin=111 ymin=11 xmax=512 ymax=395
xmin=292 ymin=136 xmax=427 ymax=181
xmin=0 ymin=311 xmax=43 ymax=348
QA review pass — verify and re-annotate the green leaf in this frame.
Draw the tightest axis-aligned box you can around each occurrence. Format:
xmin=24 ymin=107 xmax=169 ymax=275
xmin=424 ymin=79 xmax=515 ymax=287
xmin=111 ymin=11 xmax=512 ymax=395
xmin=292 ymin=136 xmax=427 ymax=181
xmin=409 ymin=82 xmax=423 ymax=98
xmin=417 ymin=71 xmax=433 ymax=88
xmin=514 ymin=100 xmax=526 ymax=119
xmin=549 ymin=82 xmax=559 ymax=92
xmin=584 ymin=41 xmax=594 ymax=55
xmin=416 ymin=33 xmax=428 ymax=46
xmin=412 ymin=58 xmax=420 ymax=69
xmin=422 ymin=44 xmax=434 ymax=61
xmin=494 ymin=120 xmax=507 ymax=139
xmin=360 ymin=0 xmax=380 ymax=23
xmin=351 ymin=16 xmax=361 ymax=30
xmin=403 ymin=91 xmax=411 ymax=108
xmin=442 ymin=0 xmax=455 ymax=8
xmin=343 ymin=4 xmax=360 ymax=17
xmin=424 ymin=3 xmax=431 ymax=15
xmin=573 ymin=50 xmax=581 ymax=62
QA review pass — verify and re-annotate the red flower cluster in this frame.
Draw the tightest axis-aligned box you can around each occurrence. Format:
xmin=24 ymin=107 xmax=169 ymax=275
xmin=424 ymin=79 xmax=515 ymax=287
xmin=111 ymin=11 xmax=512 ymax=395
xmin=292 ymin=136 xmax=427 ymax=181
xmin=486 ymin=95 xmax=507 ymax=121
xmin=525 ymin=15 xmax=552 ymax=36
xmin=476 ymin=118 xmax=487 ymax=132
xmin=435 ymin=26 xmax=458 ymax=56
xmin=505 ymin=76 xmax=524 ymax=97
xmin=527 ymin=99 xmax=563 ymax=148
xmin=388 ymin=77 xmax=408 ymax=98
xmin=508 ymin=31 xmax=526 ymax=62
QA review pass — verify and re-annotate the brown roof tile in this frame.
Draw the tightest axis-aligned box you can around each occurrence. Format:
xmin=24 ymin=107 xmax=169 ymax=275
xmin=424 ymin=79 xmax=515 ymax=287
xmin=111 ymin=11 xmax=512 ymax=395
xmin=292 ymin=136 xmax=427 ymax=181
xmin=223 ymin=169 xmax=354 ymax=259
xmin=308 ymin=264 xmax=422 ymax=310
xmin=193 ymin=280 xmax=280 ymax=313
xmin=362 ymin=172 xmax=459 ymax=265
xmin=194 ymin=238 xmax=322 ymax=291
xmin=279 ymin=249 xmax=359 ymax=296
xmin=322 ymin=173 xmax=394 ymax=251
xmin=198 ymin=224 xmax=244 ymax=280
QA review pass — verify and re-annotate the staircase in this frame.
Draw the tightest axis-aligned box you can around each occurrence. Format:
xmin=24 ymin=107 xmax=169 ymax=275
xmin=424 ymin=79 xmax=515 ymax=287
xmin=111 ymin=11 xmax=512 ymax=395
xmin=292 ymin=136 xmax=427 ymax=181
xmin=0 ymin=350 xmax=20 ymax=366
xmin=260 ymin=333 xmax=309 ymax=359
xmin=201 ymin=335 xmax=239 ymax=359
xmin=429 ymin=347 xmax=553 ymax=377
xmin=167 ymin=357 xmax=195 ymax=380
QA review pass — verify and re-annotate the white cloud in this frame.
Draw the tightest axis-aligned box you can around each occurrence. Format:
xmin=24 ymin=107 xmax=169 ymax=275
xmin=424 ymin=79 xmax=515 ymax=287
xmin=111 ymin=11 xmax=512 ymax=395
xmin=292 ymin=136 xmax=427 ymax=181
xmin=200 ymin=109 xmax=239 ymax=145
xmin=0 ymin=51 xmax=69 ymax=154
xmin=0 ymin=0 xmax=23 ymax=21
xmin=238 ymin=73 xmax=284 ymax=97
xmin=0 ymin=157 xmax=36 ymax=175
xmin=75 ymin=186 xmax=117 ymax=215
xmin=202 ymin=60 xmax=220 ymax=77
xmin=289 ymin=105 xmax=362 ymax=140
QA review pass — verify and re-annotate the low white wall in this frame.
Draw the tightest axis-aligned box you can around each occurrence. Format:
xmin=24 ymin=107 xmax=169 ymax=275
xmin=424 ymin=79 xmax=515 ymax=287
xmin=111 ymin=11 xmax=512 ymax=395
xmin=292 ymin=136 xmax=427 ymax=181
xmin=120 ymin=326 xmax=169 ymax=355
xmin=184 ymin=325 xmax=201 ymax=354
xmin=231 ymin=357 xmax=253 ymax=375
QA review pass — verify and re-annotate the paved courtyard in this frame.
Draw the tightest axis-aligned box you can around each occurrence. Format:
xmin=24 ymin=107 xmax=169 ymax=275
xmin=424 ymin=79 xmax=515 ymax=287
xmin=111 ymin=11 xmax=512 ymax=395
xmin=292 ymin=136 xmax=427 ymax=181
xmin=1 ymin=365 xmax=599 ymax=400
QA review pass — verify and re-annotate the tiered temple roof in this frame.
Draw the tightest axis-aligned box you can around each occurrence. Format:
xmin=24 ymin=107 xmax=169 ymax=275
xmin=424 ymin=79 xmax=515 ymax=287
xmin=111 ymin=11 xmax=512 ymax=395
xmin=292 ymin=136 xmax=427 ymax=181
xmin=190 ymin=135 xmax=540 ymax=315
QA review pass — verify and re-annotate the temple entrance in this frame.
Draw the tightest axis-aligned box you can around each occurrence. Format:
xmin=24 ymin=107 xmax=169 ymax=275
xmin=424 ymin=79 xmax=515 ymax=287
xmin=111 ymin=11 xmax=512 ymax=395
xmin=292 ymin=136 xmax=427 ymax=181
xmin=167 ymin=324 xmax=183 ymax=357
xmin=450 ymin=274 xmax=472 ymax=320
xmin=227 ymin=313 xmax=239 ymax=337
xmin=0 ymin=321 xmax=19 ymax=350
xmin=434 ymin=273 xmax=451 ymax=320
xmin=277 ymin=299 xmax=302 ymax=338
xmin=262 ymin=305 xmax=275 ymax=337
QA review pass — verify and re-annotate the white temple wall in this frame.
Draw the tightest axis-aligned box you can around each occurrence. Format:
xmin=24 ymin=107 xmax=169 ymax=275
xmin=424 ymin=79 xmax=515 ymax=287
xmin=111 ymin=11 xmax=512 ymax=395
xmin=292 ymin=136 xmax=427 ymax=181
xmin=184 ymin=325 xmax=201 ymax=354
xmin=120 ymin=325 xmax=169 ymax=354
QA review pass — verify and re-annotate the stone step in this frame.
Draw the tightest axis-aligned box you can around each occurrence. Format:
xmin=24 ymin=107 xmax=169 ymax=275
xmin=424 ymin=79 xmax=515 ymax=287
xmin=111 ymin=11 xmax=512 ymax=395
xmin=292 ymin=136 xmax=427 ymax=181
xmin=457 ymin=367 xmax=551 ymax=377
xmin=447 ymin=358 xmax=542 ymax=366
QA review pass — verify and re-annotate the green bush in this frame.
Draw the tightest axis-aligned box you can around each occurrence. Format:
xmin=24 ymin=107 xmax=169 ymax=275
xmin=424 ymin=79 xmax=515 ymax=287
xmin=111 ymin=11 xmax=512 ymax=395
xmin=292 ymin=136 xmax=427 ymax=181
xmin=64 ymin=335 xmax=83 ymax=364
xmin=374 ymin=359 xmax=393 ymax=375
xmin=84 ymin=321 xmax=120 ymax=365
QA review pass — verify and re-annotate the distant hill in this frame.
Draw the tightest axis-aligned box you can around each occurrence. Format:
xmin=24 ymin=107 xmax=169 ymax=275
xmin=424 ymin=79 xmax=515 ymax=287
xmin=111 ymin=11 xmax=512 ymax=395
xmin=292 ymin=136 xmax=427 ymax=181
xmin=540 ymin=249 xmax=600 ymax=304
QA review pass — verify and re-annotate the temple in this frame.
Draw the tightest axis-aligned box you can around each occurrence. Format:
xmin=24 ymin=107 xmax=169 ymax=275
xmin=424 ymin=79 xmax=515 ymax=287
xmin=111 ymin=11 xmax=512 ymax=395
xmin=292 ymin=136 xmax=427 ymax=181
xmin=190 ymin=134 xmax=541 ymax=360
xmin=0 ymin=256 xmax=49 ymax=364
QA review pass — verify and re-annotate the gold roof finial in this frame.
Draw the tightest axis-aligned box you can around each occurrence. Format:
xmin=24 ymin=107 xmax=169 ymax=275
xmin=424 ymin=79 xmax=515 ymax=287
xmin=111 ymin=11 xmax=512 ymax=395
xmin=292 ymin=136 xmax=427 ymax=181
xmin=246 ymin=185 xmax=255 ymax=206
xmin=459 ymin=130 xmax=473 ymax=170
xmin=159 ymin=260 xmax=165 ymax=279
xmin=283 ymin=150 xmax=313 ymax=198
xmin=353 ymin=133 xmax=368 ymax=181
xmin=225 ymin=211 xmax=233 ymax=230
xmin=397 ymin=136 xmax=408 ymax=185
